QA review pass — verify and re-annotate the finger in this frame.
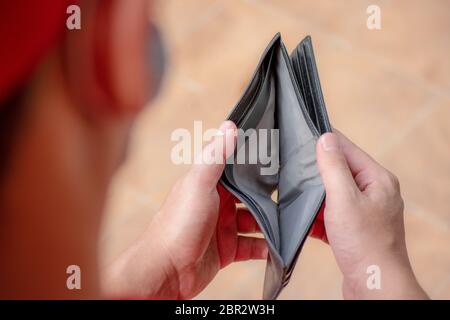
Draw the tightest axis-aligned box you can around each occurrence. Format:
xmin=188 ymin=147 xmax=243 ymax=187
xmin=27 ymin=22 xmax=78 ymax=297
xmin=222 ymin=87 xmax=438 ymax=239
xmin=217 ymin=187 xmax=238 ymax=230
xmin=237 ymin=208 xmax=261 ymax=233
xmin=231 ymin=194 xmax=242 ymax=203
xmin=334 ymin=129 xmax=384 ymax=177
xmin=190 ymin=121 xmax=237 ymax=191
xmin=216 ymin=196 xmax=238 ymax=268
xmin=234 ymin=236 xmax=268 ymax=262
xmin=309 ymin=221 xmax=327 ymax=243
xmin=217 ymin=183 xmax=233 ymax=202
xmin=217 ymin=183 xmax=242 ymax=204
xmin=333 ymin=130 xmax=384 ymax=191
xmin=309 ymin=204 xmax=328 ymax=243
xmin=316 ymin=132 xmax=359 ymax=200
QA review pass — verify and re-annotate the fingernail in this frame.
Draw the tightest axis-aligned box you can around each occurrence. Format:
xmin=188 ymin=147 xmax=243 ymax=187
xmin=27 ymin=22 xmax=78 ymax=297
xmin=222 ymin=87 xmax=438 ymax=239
xmin=320 ymin=133 xmax=340 ymax=151
xmin=217 ymin=121 xmax=235 ymax=136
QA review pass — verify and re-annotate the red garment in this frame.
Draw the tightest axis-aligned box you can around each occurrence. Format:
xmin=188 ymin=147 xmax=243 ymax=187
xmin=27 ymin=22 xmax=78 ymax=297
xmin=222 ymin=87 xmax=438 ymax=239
xmin=0 ymin=0 xmax=72 ymax=104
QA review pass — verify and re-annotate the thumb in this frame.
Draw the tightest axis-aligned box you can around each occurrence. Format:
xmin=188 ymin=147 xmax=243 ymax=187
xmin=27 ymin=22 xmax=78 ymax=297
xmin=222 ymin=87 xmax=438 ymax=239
xmin=189 ymin=121 xmax=237 ymax=191
xmin=316 ymin=132 xmax=359 ymax=200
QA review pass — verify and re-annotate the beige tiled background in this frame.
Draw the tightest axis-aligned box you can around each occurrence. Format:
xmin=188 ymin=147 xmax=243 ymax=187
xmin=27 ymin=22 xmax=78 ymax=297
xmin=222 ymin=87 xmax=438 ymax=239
xmin=100 ymin=0 xmax=450 ymax=299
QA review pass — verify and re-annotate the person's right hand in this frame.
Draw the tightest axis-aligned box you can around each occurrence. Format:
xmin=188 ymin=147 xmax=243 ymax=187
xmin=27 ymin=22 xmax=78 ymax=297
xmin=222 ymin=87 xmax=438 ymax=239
xmin=314 ymin=130 xmax=428 ymax=299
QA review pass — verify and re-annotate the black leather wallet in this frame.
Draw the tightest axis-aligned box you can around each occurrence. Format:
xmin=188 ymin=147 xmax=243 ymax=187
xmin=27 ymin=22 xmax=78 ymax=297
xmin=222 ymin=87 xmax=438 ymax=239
xmin=220 ymin=33 xmax=331 ymax=299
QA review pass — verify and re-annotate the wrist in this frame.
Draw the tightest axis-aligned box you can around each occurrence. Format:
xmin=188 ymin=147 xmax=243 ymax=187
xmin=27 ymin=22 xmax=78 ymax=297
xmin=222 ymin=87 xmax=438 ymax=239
xmin=342 ymin=250 xmax=427 ymax=299
xmin=102 ymin=220 xmax=180 ymax=299
xmin=141 ymin=222 xmax=181 ymax=299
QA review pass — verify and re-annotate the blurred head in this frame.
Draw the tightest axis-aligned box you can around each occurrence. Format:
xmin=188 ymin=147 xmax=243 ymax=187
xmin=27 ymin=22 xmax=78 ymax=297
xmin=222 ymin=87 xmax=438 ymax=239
xmin=0 ymin=0 xmax=164 ymax=297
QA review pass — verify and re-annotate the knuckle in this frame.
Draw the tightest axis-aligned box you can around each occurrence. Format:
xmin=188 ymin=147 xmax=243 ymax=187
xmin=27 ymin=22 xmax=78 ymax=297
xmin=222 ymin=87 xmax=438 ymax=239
xmin=345 ymin=184 xmax=360 ymax=200
xmin=325 ymin=154 xmax=349 ymax=174
xmin=388 ymin=172 xmax=401 ymax=189
xmin=331 ymin=153 xmax=347 ymax=166
xmin=397 ymin=195 xmax=405 ymax=212
xmin=380 ymin=170 xmax=401 ymax=194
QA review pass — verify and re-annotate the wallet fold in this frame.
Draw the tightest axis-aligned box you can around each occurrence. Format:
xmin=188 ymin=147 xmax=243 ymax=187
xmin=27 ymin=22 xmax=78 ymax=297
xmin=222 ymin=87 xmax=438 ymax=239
xmin=220 ymin=33 xmax=331 ymax=299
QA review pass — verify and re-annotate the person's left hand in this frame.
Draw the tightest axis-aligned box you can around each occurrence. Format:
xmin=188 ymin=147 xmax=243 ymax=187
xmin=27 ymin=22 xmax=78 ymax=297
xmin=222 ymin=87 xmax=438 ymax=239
xmin=103 ymin=121 xmax=268 ymax=299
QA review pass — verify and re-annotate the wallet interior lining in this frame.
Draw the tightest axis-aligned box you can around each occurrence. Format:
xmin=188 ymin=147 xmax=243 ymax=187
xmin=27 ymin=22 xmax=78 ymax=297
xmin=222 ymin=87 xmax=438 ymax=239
xmin=225 ymin=47 xmax=281 ymax=250
xmin=275 ymin=43 xmax=324 ymax=265
xmin=224 ymin=37 xmax=325 ymax=266
xmin=291 ymin=37 xmax=331 ymax=134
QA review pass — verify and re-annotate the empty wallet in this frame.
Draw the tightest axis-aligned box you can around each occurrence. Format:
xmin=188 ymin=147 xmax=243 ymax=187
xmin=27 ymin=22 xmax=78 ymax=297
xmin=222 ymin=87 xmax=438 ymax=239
xmin=220 ymin=33 xmax=332 ymax=299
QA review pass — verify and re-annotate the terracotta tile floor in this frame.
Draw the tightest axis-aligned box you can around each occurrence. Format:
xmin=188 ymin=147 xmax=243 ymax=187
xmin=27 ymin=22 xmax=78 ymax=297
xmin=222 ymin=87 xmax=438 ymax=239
xmin=100 ymin=0 xmax=450 ymax=299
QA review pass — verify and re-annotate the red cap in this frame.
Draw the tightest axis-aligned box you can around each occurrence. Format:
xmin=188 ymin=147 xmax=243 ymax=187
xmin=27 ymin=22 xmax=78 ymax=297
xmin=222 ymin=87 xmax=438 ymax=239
xmin=0 ymin=0 xmax=73 ymax=104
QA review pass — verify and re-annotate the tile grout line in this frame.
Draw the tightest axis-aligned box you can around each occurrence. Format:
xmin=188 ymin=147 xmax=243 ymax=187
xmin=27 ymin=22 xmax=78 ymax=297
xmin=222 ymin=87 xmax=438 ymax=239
xmin=175 ymin=73 xmax=205 ymax=93
xmin=376 ymin=96 xmax=443 ymax=158
xmin=404 ymin=198 xmax=450 ymax=234
xmin=242 ymin=0 xmax=447 ymax=168
xmin=172 ymin=0 xmax=226 ymax=49
xmin=161 ymin=0 xmax=449 ymax=228
xmin=241 ymin=0 xmax=450 ymax=101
